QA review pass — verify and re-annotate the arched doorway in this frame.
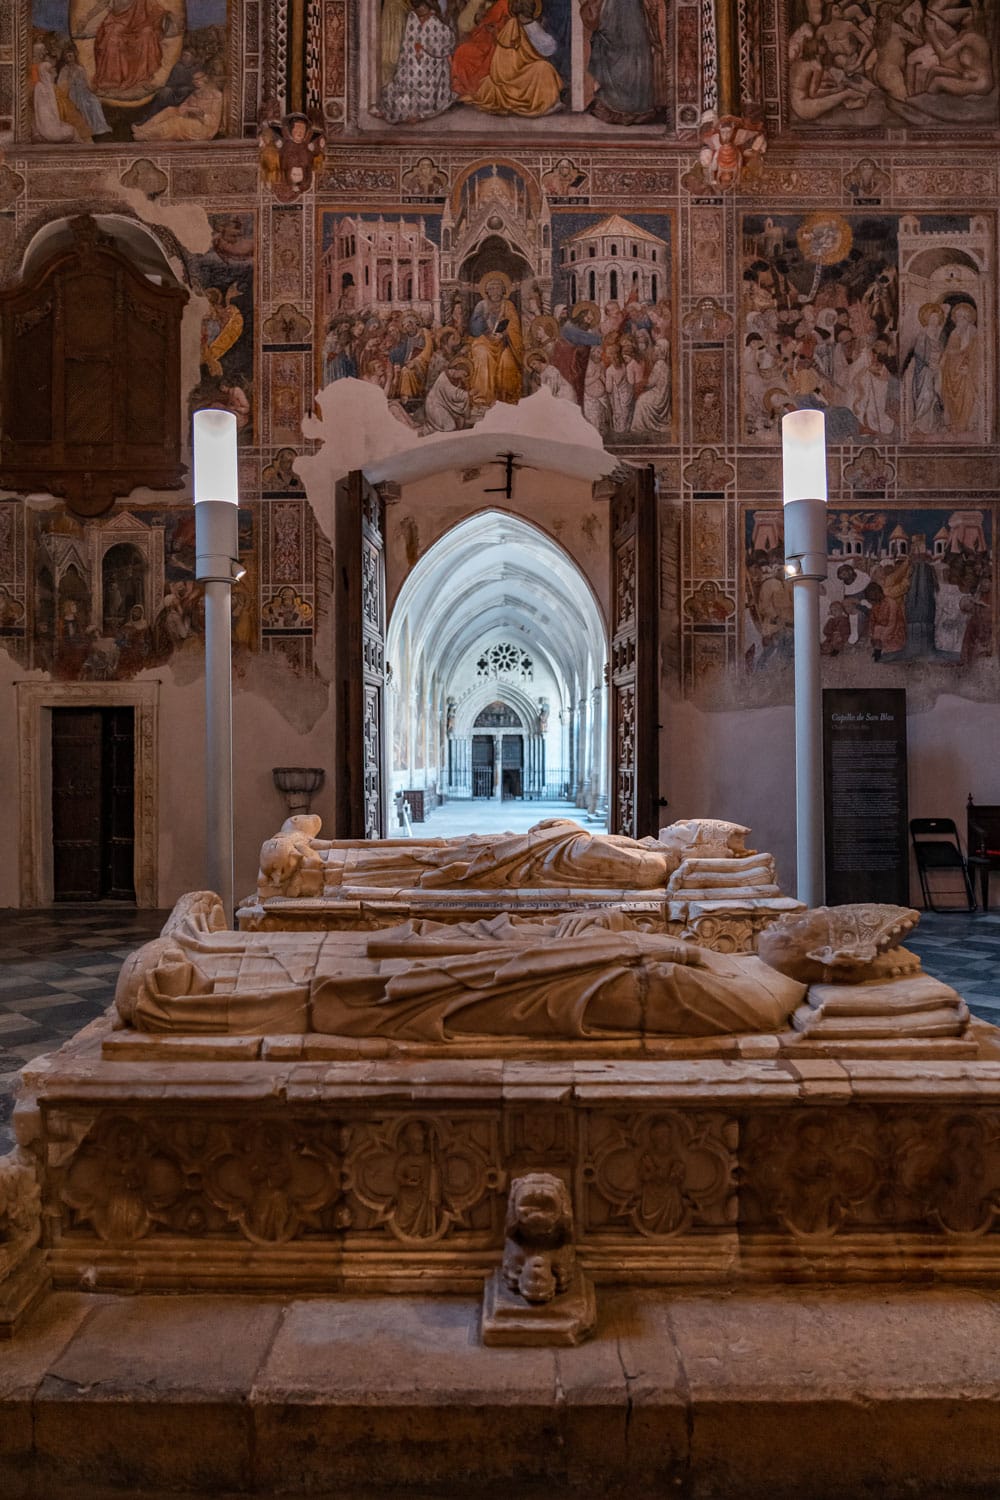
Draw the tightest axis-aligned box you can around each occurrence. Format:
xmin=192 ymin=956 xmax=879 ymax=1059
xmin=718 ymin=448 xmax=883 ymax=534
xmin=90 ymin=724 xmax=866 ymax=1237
xmin=385 ymin=510 xmax=608 ymax=835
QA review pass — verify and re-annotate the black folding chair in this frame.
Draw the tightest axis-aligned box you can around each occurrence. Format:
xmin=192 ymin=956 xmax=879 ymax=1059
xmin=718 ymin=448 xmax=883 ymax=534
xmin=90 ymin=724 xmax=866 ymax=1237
xmin=910 ymin=818 xmax=976 ymax=912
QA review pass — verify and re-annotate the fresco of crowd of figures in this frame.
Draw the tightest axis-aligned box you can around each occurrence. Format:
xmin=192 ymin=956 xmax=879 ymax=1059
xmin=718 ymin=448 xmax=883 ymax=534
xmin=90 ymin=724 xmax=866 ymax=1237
xmin=0 ymin=0 xmax=995 ymax=711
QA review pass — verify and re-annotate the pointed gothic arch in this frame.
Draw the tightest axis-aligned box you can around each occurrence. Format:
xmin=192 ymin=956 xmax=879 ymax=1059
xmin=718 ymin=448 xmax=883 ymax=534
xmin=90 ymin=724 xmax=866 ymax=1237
xmin=386 ymin=509 xmax=608 ymax=815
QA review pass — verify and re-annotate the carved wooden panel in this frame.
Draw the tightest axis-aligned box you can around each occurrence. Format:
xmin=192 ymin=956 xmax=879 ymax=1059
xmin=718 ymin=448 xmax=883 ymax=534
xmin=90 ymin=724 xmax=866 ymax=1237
xmin=0 ymin=217 xmax=187 ymax=517
xmin=610 ymin=465 xmax=659 ymax=838
xmin=334 ymin=470 xmax=386 ymax=838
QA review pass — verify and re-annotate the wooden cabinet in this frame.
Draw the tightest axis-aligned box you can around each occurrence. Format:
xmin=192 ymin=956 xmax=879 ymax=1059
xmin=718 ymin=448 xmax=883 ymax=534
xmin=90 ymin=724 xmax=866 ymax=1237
xmin=0 ymin=216 xmax=187 ymax=517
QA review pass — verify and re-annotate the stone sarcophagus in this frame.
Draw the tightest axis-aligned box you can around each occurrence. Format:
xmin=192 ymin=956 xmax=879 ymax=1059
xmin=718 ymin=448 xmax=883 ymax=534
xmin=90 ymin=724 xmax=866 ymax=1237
xmin=7 ymin=891 xmax=1000 ymax=1327
xmin=237 ymin=815 xmax=804 ymax=952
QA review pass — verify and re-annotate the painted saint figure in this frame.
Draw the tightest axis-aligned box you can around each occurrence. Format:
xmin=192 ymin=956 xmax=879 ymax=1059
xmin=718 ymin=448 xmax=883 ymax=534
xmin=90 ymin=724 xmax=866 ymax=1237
xmin=902 ymin=302 xmax=946 ymax=436
xmin=132 ymin=67 xmax=223 ymax=139
xmin=939 ymin=299 xmax=979 ymax=437
xmin=57 ymin=44 xmax=112 ymax=134
xmin=464 ymin=0 xmax=563 ymax=116
xmin=31 ymin=56 xmax=78 ymax=142
xmin=80 ymin=0 xmax=173 ymax=95
xmin=468 ymin=272 xmax=524 ymax=408
xmin=376 ymin=0 xmax=456 ymax=124
xmin=581 ymin=0 xmax=662 ymax=124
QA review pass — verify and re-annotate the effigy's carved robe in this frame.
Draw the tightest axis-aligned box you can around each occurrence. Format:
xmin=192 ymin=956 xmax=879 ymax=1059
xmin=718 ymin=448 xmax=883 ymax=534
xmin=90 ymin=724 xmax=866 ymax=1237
xmin=116 ymin=906 xmax=805 ymax=1041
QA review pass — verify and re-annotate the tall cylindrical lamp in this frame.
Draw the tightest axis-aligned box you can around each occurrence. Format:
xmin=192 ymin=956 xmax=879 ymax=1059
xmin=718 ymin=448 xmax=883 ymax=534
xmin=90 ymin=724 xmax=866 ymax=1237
xmin=781 ymin=409 xmax=828 ymax=909
xmin=193 ymin=409 xmax=243 ymax=924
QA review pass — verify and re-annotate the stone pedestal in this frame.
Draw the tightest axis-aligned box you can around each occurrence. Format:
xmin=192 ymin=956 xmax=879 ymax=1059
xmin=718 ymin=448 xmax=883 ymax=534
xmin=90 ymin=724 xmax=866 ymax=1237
xmin=481 ymin=1266 xmax=596 ymax=1346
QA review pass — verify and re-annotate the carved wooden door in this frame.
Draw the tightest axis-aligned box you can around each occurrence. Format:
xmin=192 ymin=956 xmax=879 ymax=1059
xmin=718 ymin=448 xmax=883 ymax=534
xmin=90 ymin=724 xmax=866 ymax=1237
xmin=609 ymin=464 xmax=659 ymax=838
xmin=334 ymin=471 xmax=386 ymax=838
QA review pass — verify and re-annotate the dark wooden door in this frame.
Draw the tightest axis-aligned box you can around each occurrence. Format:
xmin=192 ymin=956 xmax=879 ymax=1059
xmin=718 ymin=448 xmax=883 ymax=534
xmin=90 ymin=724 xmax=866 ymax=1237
xmin=51 ymin=706 xmax=135 ymax=901
xmin=334 ymin=471 xmax=386 ymax=839
xmin=609 ymin=464 xmax=659 ymax=838
xmin=102 ymin=706 xmax=136 ymax=899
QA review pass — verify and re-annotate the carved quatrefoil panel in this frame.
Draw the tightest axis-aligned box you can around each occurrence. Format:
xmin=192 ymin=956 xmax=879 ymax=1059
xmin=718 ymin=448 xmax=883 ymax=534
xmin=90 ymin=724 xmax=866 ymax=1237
xmin=343 ymin=1115 xmax=504 ymax=1244
xmin=583 ymin=1111 xmax=736 ymax=1237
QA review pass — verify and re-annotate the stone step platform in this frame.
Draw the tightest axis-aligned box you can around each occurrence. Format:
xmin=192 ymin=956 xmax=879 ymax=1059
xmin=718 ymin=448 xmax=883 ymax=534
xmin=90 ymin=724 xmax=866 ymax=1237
xmin=4 ymin=1286 xmax=1000 ymax=1499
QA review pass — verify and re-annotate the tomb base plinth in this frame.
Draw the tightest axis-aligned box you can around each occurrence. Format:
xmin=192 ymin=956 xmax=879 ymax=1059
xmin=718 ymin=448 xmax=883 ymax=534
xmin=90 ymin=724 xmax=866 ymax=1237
xmin=237 ymin=889 xmax=807 ymax=952
xmin=10 ymin=1014 xmax=1000 ymax=1298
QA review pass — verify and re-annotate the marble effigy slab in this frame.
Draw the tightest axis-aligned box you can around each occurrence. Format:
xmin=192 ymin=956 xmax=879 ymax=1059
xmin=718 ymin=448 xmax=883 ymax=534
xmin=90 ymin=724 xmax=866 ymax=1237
xmin=236 ymin=889 xmax=806 ymax=951
xmin=237 ymin=886 xmax=672 ymax=932
xmin=8 ymin=1011 xmax=1000 ymax=1303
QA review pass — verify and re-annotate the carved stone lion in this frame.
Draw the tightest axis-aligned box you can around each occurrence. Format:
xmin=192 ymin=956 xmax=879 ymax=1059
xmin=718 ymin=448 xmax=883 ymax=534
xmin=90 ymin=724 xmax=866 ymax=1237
xmin=501 ymin=1172 xmax=576 ymax=1305
xmin=258 ymin=816 xmax=325 ymax=898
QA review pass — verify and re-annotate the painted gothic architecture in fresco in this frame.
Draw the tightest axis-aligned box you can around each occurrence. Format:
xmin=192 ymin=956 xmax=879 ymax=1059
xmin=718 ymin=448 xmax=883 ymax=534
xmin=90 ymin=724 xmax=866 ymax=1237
xmin=0 ymin=0 xmax=997 ymax=906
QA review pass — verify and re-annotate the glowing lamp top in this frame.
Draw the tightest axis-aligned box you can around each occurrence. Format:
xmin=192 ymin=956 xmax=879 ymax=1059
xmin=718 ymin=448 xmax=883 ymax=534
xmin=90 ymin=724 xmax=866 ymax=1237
xmin=781 ymin=408 xmax=827 ymax=506
xmin=193 ymin=409 xmax=239 ymax=505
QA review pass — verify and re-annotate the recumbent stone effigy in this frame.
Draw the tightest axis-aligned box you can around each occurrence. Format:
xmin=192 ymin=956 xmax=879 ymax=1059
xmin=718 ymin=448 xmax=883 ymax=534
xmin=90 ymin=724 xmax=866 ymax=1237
xmin=2 ymin=847 xmax=997 ymax=1343
xmin=238 ymin=814 xmax=803 ymax=949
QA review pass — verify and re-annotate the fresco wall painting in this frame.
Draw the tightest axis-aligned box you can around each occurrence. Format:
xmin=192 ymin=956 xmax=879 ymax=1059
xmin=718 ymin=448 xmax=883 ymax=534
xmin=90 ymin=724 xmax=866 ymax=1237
xmin=360 ymin=0 xmax=672 ymax=130
xmin=187 ymin=210 xmax=256 ymax=442
xmin=27 ymin=0 xmax=232 ymax=143
xmin=784 ymin=0 xmax=998 ymax=132
xmin=740 ymin=211 xmax=991 ymax=445
xmin=742 ymin=504 xmax=994 ymax=675
xmin=27 ymin=503 xmax=255 ymax=682
xmin=317 ymin=167 xmax=676 ymax=448
xmin=260 ymin=497 xmax=316 ymax=674
xmin=0 ymin=501 xmax=27 ymax=661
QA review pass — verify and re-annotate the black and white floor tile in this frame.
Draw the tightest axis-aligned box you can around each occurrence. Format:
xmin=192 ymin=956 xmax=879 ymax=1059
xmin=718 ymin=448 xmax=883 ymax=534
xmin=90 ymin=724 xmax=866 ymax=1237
xmin=0 ymin=904 xmax=998 ymax=1156
xmin=0 ymin=907 xmax=169 ymax=1155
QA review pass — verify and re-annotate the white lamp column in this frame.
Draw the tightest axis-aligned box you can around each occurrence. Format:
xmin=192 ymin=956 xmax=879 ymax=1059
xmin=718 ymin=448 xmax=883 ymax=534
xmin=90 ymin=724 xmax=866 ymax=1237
xmin=781 ymin=409 xmax=828 ymax=909
xmin=193 ymin=410 xmax=243 ymax=924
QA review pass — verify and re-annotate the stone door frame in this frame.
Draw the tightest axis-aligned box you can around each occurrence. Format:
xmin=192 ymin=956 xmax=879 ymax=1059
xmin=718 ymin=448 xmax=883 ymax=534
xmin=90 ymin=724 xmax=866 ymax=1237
xmin=15 ymin=680 xmax=159 ymax=907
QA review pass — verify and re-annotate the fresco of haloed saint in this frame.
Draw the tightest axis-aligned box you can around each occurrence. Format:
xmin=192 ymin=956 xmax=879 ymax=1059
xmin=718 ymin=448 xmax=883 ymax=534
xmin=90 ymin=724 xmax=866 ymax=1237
xmin=318 ymin=187 xmax=674 ymax=444
xmin=370 ymin=0 xmax=668 ymax=128
xmin=743 ymin=505 xmax=993 ymax=674
xmin=740 ymin=212 xmax=988 ymax=445
xmin=28 ymin=0 xmax=228 ymax=144
xmin=187 ymin=212 xmax=255 ymax=442
xmin=786 ymin=0 xmax=997 ymax=130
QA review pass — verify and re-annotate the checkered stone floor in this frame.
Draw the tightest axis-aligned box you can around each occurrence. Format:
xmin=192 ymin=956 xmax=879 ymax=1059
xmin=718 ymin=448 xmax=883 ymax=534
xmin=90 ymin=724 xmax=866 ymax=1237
xmin=0 ymin=904 xmax=998 ymax=1157
xmin=906 ymin=909 xmax=1000 ymax=1028
xmin=0 ymin=906 xmax=170 ymax=1155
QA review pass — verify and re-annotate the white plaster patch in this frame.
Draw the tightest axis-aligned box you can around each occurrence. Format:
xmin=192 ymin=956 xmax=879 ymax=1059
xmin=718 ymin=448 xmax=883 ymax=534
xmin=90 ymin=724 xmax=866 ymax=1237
xmin=112 ymin=185 xmax=214 ymax=254
xmin=297 ymin=382 xmax=618 ymax=533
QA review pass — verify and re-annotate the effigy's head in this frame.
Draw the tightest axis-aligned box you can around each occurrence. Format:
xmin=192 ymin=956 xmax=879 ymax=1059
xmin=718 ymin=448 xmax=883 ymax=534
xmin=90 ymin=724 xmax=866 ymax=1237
xmin=758 ymin=903 xmax=920 ymax=985
xmin=505 ymin=1171 xmax=573 ymax=1247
